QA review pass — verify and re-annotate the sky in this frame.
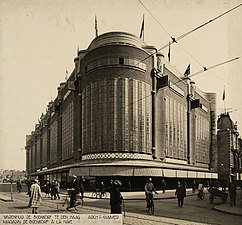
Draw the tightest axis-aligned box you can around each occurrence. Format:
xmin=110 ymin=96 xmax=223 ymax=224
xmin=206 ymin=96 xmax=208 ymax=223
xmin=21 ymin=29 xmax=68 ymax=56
xmin=0 ymin=0 xmax=241 ymax=171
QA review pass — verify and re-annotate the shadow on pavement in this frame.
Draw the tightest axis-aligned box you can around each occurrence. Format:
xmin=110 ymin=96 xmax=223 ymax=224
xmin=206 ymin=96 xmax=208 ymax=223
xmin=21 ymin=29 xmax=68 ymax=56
xmin=12 ymin=206 xmax=30 ymax=209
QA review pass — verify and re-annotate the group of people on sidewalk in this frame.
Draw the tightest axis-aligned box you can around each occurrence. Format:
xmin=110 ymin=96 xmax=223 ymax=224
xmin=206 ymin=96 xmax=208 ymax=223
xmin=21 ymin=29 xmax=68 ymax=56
xmin=26 ymin=178 xmax=61 ymax=213
xmin=24 ymin=176 xmax=241 ymax=214
xmin=43 ymin=180 xmax=60 ymax=200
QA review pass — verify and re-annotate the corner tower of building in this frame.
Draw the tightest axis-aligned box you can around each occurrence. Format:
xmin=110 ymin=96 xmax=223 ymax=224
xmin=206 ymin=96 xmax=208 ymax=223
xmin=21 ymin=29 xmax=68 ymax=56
xmin=78 ymin=32 xmax=155 ymax=161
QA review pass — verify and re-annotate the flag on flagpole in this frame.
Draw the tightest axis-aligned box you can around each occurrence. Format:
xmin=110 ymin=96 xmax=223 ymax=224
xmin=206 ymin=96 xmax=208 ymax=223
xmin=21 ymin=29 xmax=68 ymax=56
xmin=139 ymin=14 xmax=144 ymax=40
xmin=184 ymin=64 xmax=190 ymax=77
xmin=95 ymin=15 xmax=98 ymax=37
xmin=65 ymin=69 xmax=68 ymax=81
xmin=222 ymin=87 xmax=225 ymax=101
xmin=168 ymin=41 xmax=171 ymax=62
xmin=77 ymin=46 xmax=79 ymax=56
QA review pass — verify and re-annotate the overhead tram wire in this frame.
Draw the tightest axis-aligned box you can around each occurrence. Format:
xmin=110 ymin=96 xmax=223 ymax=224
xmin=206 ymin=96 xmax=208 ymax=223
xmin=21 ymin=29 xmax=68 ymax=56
xmin=166 ymin=56 xmax=240 ymax=89
xmin=162 ymin=0 xmax=242 ymax=93
xmin=137 ymin=1 xmax=242 ymax=87
xmin=189 ymin=57 xmax=240 ymax=78
xmin=113 ymin=57 xmax=240 ymax=112
xmin=138 ymin=0 xmax=172 ymax=38
xmin=135 ymin=0 xmax=242 ymax=82
xmin=158 ymin=2 xmax=242 ymax=52
xmin=177 ymin=3 xmax=242 ymax=41
xmin=85 ymin=2 xmax=242 ymax=111
xmin=208 ymin=70 xmax=242 ymax=94
xmin=115 ymin=1 xmax=242 ymax=80
xmin=176 ymin=43 xmax=205 ymax=68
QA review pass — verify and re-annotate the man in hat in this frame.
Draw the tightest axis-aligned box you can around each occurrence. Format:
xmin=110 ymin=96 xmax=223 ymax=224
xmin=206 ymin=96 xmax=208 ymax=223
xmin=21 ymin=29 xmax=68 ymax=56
xmin=144 ymin=178 xmax=158 ymax=209
xmin=68 ymin=175 xmax=80 ymax=209
xmin=175 ymin=181 xmax=186 ymax=207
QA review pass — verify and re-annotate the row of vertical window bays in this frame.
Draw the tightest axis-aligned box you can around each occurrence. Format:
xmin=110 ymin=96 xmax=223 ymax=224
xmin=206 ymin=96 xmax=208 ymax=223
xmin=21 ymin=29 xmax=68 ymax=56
xmin=164 ymin=96 xmax=210 ymax=164
xmin=39 ymin=75 xmax=210 ymax=132
xmin=29 ymin=116 xmax=209 ymax=156
xmin=41 ymin=77 xmax=210 ymax=132
xmin=28 ymin=144 xmax=74 ymax=167
xmin=29 ymin=117 xmax=209 ymax=151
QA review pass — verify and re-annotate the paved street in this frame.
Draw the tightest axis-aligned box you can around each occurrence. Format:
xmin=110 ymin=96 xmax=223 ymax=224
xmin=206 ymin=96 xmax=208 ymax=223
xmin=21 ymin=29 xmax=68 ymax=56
xmin=0 ymin=188 xmax=241 ymax=225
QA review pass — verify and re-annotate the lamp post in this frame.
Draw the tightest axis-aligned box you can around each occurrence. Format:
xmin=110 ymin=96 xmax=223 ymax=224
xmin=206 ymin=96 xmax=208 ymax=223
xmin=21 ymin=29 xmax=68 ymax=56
xmin=184 ymin=76 xmax=192 ymax=164
xmin=10 ymin=176 xmax=13 ymax=201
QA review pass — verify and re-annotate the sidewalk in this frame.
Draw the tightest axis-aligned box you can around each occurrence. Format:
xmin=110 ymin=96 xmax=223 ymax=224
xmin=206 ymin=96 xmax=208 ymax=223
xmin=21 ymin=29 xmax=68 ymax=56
xmin=0 ymin=193 xmax=14 ymax=202
xmin=61 ymin=188 xmax=242 ymax=216
xmin=213 ymin=191 xmax=242 ymax=216
xmin=1 ymin=188 xmax=242 ymax=216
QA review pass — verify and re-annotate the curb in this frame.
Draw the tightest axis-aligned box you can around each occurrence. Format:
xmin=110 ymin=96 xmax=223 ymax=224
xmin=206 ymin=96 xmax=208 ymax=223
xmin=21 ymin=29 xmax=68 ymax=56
xmin=67 ymin=193 xmax=197 ymax=201
xmin=213 ymin=206 xmax=242 ymax=217
xmin=0 ymin=197 xmax=14 ymax=202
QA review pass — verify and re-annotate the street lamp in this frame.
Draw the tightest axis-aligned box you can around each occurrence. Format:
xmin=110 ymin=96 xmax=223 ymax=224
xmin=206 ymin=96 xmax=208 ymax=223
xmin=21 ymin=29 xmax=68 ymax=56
xmin=10 ymin=176 xmax=13 ymax=201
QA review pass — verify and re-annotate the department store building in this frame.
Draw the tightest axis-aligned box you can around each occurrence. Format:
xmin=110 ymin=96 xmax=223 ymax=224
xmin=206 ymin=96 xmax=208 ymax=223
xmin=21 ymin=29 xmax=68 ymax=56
xmin=25 ymin=32 xmax=218 ymax=188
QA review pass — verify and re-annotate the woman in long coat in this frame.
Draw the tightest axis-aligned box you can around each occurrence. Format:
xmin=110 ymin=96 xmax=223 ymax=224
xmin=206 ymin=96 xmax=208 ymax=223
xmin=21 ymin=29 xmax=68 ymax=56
xmin=29 ymin=179 xmax=42 ymax=214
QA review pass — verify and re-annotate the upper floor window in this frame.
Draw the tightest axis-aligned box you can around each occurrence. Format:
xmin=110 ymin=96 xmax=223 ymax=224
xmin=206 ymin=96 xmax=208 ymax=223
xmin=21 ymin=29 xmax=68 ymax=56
xmin=119 ymin=57 xmax=124 ymax=65
xmin=85 ymin=56 xmax=146 ymax=73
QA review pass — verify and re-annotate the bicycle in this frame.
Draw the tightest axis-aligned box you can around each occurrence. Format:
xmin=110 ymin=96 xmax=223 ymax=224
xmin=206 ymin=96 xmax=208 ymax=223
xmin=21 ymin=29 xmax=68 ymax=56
xmin=92 ymin=189 xmax=107 ymax=199
xmin=57 ymin=189 xmax=83 ymax=211
xmin=146 ymin=193 xmax=155 ymax=214
xmin=197 ymin=189 xmax=205 ymax=200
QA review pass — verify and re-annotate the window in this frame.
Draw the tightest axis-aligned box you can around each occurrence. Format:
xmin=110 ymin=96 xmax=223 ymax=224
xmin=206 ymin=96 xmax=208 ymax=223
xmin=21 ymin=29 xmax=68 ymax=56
xmin=119 ymin=57 xmax=124 ymax=65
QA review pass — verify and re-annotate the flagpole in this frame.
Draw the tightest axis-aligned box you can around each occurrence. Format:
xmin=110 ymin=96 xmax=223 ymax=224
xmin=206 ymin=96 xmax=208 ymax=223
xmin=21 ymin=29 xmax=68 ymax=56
xmin=140 ymin=14 xmax=144 ymax=40
xmin=65 ymin=69 xmax=68 ymax=81
xmin=224 ymin=100 xmax=226 ymax=114
xmin=143 ymin=14 xmax=144 ymax=41
xmin=168 ymin=41 xmax=171 ymax=62
xmin=222 ymin=87 xmax=226 ymax=114
xmin=95 ymin=15 xmax=98 ymax=37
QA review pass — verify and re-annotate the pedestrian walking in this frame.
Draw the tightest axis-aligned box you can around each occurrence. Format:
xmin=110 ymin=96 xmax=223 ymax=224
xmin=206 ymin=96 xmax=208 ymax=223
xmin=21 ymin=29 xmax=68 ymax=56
xmin=100 ymin=181 xmax=105 ymax=198
xmin=50 ymin=180 xmax=57 ymax=200
xmin=55 ymin=180 xmax=60 ymax=200
xmin=27 ymin=180 xmax=33 ymax=207
xmin=228 ymin=182 xmax=237 ymax=206
xmin=43 ymin=180 xmax=51 ymax=198
xmin=109 ymin=180 xmax=123 ymax=214
xmin=29 ymin=179 xmax=42 ymax=214
xmin=192 ymin=180 xmax=196 ymax=193
xmin=16 ymin=179 xmax=22 ymax=193
xmin=127 ymin=180 xmax=132 ymax=192
xmin=79 ymin=177 xmax=85 ymax=199
xmin=175 ymin=182 xmax=185 ymax=207
xmin=161 ymin=179 xmax=166 ymax=193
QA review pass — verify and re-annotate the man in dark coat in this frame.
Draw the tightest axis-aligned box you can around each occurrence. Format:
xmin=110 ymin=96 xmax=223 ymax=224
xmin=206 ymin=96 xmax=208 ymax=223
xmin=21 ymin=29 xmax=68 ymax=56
xmin=228 ymin=182 xmax=237 ymax=206
xmin=79 ymin=177 xmax=85 ymax=199
xmin=175 ymin=182 xmax=186 ymax=207
xmin=50 ymin=180 xmax=57 ymax=200
xmin=109 ymin=180 xmax=123 ymax=214
xmin=16 ymin=180 xmax=22 ymax=193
